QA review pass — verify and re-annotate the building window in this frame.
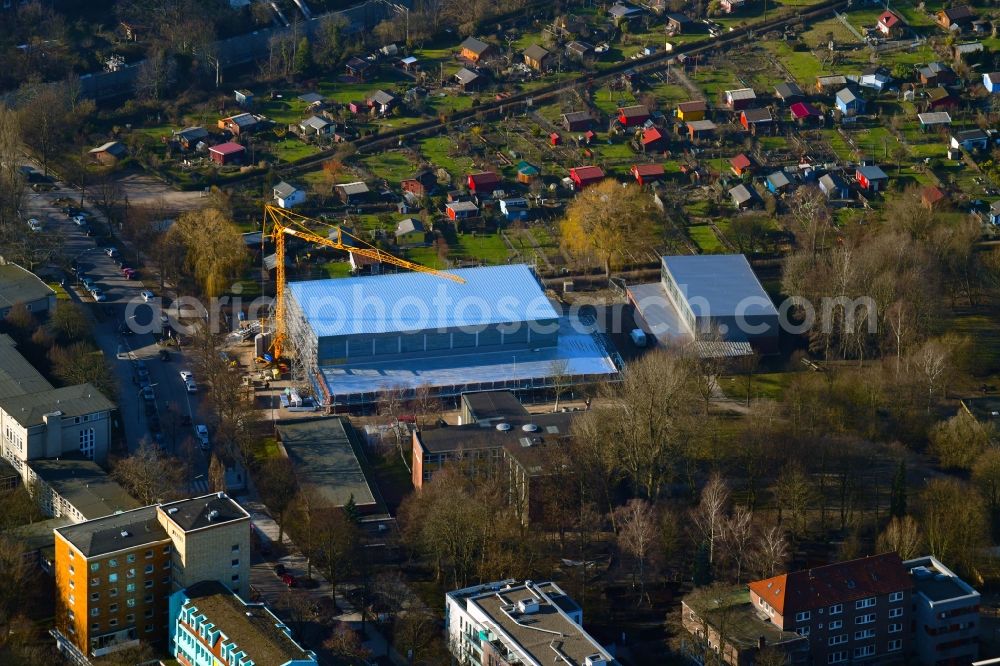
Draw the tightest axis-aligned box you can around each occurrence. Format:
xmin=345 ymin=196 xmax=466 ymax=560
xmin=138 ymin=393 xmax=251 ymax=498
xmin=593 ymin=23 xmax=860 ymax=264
xmin=855 ymin=613 xmax=875 ymax=625
xmin=162 ymin=561 xmax=170 ymax=570
xmin=829 ymin=634 xmax=847 ymax=646
xmin=126 ymin=584 xmax=135 ymax=593
xmin=126 ymin=568 xmax=135 ymax=579
xmin=794 ymin=611 xmax=811 ymax=622
xmin=69 ymin=580 xmax=75 ymax=589
xmin=144 ymin=565 xmax=153 ymax=574
xmin=854 ymin=629 xmax=875 ymax=640
xmin=145 ymin=624 xmax=154 ymax=633
xmin=144 ymin=610 xmax=154 ymax=619
xmin=829 ymin=619 xmax=842 ymax=630
xmin=231 ymin=575 xmax=239 ymax=583
xmin=889 ymin=623 xmax=902 ymax=633
xmin=67 ymin=606 xmax=74 ymax=618
xmin=231 ymin=545 xmax=239 ymax=552
xmin=126 ymin=614 xmax=134 ymax=623
xmin=888 ymin=639 xmax=901 ymax=651
xmin=144 ymin=580 xmax=153 ymax=589
xmin=90 ymin=608 xmax=99 ymax=617
xmin=109 ymin=604 xmax=118 ymax=613
xmin=68 ymin=565 xmax=74 ymax=575
xmin=162 ymin=545 xmax=171 ymax=554
xmin=108 ymin=559 xmax=118 ymax=568
xmin=79 ymin=428 xmax=95 ymax=459
xmin=855 ymin=597 xmax=876 ymax=610
xmin=144 ymin=595 xmax=153 ymax=603
xmin=90 ymin=592 xmax=99 ymax=602
xmin=127 ymin=599 xmax=135 ymax=608
xmin=828 ymin=651 xmax=847 ymax=664
xmin=90 ymin=577 xmax=99 ymax=587
xmin=91 ymin=623 xmax=99 ymax=632
xmin=888 ymin=607 xmax=903 ymax=618
xmin=127 ymin=554 xmax=136 ymax=564
xmin=90 ymin=563 xmax=99 ymax=572
xmin=231 ymin=559 xmax=239 ymax=567
xmin=888 ymin=591 xmax=904 ymax=602
xmin=109 ymin=588 xmax=118 ymax=598
xmin=829 ymin=604 xmax=843 ymax=615
xmin=797 ymin=626 xmax=810 ymax=637
xmin=109 ymin=619 xmax=118 ymax=627
xmin=68 ymin=551 xmax=74 ymax=560
xmin=854 ymin=645 xmax=875 ymax=659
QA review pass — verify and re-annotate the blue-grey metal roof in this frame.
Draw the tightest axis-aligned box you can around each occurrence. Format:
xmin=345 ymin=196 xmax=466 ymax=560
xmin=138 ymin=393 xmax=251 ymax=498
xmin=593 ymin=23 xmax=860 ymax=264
xmin=287 ymin=264 xmax=558 ymax=338
xmin=661 ymin=254 xmax=778 ymax=319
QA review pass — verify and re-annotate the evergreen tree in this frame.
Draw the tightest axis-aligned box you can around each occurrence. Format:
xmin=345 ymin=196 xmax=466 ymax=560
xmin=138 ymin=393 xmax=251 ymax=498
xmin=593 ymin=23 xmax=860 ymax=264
xmin=293 ymin=37 xmax=313 ymax=78
xmin=890 ymin=459 xmax=907 ymax=518
xmin=343 ymin=493 xmax=360 ymax=524
xmin=693 ymin=541 xmax=713 ymax=587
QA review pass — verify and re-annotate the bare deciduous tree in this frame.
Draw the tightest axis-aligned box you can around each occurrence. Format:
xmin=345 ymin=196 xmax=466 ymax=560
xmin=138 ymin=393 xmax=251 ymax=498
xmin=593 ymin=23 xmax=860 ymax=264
xmin=112 ymin=443 xmax=188 ymax=505
xmin=613 ymin=499 xmax=657 ymax=604
xmin=876 ymin=515 xmax=922 ymax=559
xmin=692 ymin=474 xmax=730 ymax=568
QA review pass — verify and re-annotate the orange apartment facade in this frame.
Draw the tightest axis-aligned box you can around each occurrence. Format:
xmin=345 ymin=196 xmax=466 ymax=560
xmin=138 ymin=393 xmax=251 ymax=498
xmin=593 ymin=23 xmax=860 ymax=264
xmin=53 ymin=493 xmax=251 ymax=661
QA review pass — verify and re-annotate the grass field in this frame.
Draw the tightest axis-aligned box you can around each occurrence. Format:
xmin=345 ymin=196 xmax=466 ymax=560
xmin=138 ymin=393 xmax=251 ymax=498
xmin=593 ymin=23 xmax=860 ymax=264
xmin=720 ymin=371 xmax=798 ymax=401
xmin=361 ymin=150 xmax=419 ymax=182
xmin=419 ymin=135 xmax=475 ymax=177
xmin=951 ymin=311 xmax=1000 ymax=376
xmin=688 ymin=224 xmax=724 ymax=253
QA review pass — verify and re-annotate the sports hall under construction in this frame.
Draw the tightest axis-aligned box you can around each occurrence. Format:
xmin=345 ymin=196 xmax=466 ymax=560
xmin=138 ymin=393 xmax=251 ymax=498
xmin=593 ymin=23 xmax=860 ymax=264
xmin=282 ymin=264 xmax=621 ymax=406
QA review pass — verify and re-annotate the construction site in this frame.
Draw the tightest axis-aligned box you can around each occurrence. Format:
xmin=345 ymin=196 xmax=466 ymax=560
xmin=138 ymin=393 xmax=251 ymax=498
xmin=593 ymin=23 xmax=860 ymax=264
xmin=261 ymin=206 xmax=622 ymax=407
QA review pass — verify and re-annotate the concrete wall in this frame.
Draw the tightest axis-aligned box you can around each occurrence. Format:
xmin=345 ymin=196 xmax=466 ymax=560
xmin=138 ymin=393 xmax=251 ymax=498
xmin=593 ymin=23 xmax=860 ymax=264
xmin=17 ymin=411 xmax=112 ymax=465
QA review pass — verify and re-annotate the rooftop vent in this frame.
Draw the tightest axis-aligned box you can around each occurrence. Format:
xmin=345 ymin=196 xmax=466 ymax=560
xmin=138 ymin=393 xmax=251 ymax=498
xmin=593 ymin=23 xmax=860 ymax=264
xmin=585 ymin=655 xmax=607 ymax=666
xmin=517 ymin=598 xmax=539 ymax=614
xmin=167 ymin=507 xmax=179 ymax=515
xmin=495 ymin=423 xmax=511 ymax=432
xmin=207 ymin=509 xmax=219 ymax=521
xmin=521 ymin=423 xmax=538 ymax=432
xmin=120 ymin=530 xmax=130 ymax=538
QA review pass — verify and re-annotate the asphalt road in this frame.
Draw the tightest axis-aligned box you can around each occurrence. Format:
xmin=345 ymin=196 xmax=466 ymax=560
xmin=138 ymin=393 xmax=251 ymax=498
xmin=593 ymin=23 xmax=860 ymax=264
xmin=23 ymin=179 xmax=213 ymax=493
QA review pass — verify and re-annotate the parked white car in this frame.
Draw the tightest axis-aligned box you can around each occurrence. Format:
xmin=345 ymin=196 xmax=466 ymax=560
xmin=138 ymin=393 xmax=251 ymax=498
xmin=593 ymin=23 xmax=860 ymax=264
xmin=27 ymin=218 xmax=41 ymax=232
xmin=179 ymin=371 xmax=193 ymax=382
xmin=140 ymin=290 xmax=155 ymax=302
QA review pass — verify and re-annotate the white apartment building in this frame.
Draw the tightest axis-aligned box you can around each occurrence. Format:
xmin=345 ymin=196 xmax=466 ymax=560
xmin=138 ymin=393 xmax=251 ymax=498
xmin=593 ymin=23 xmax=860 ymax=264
xmin=445 ymin=579 xmax=615 ymax=666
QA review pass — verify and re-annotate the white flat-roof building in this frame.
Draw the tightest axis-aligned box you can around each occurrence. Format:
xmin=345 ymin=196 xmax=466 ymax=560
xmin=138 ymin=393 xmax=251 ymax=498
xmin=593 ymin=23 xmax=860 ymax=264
xmin=628 ymin=254 xmax=779 ymax=355
xmin=446 ymin=580 xmax=615 ymax=666
xmin=904 ymin=556 xmax=980 ymax=665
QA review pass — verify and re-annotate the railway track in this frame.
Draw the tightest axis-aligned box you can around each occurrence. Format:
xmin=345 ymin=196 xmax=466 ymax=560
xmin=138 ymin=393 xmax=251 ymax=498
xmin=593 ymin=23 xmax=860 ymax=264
xmin=251 ymin=0 xmax=851 ymax=184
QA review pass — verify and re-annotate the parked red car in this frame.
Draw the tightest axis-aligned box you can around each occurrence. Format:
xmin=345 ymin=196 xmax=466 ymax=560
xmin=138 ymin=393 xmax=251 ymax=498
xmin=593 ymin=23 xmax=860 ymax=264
xmin=280 ymin=573 xmax=297 ymax=587
xmin=121 ymin=267 xmax=136 ymax=279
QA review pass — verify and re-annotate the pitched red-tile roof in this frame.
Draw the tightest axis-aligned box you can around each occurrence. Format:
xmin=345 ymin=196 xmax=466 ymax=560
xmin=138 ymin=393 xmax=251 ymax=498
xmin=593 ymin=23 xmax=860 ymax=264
xmin=570 ymin=166 xmax=605 ymax=181
xmin=468 ymin=171 xmax=501 ymax=189
xmin=730 ymin=153 xmax=752 ymax=170
xmin=632 ymin=164 xmax=664 ymax=177
xmin=641 ymin=127 xmax=664 ymax=144
xmin=879 ymin=10 xmax=902 ymax=28
xmin=748 ymin=552 xmax=913 ymax=617
xmin=790 ymin=102 xmax=821 ymax=119
xmin=209 ymin=142 xmax=245 ymax=156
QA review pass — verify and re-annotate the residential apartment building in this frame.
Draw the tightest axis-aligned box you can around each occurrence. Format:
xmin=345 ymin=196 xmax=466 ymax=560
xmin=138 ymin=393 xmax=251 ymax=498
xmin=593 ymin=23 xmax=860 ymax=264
xmin=53 ymin=493 xmax=251 ymax=660
xmin=169 ymin=580 xmax=317 ymax=666
xmin=0 ymin=334 xmax=115 ymax=473
xmin=446 ymin=579 xmax=615 ymax=666
xmin=749 ymin=553 xmax=913 ymax=664
xmin=26 ymin=456 xmax=139 ymax=522
xmin=904 ymin=556 xmax=980 ymax=665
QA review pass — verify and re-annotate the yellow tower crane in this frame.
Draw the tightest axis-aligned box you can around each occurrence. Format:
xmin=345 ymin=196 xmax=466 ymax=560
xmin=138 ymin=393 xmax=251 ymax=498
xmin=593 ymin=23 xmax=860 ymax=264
xmin=262 ymin=204 xmax=465 ymax=360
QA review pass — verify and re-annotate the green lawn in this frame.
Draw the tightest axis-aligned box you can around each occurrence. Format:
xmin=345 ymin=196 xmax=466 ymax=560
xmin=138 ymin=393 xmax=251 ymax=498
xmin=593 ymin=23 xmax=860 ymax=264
xmin=361 ymin=150 xmax=419 ymax=182
xmin=264 ymin=137 xmax=318 ymax=164
xmin=419 ymin=135 xmax=474 ymax=178
xmin=323 ymin=262 xmax=353 ymax=278
xmin=951 ymin=312 xmax=1000 ymax=375
xmin=688 ymin=224 xmax=724 ymax=253
xmin=720 ymin=371 xmax=799 ymax=401
xmin=764 ymin=41 xmax=826 ymax=85
xmin=405 ymin=231 xmax=512 ymax=267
